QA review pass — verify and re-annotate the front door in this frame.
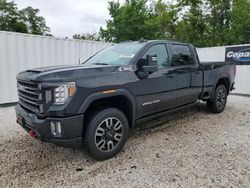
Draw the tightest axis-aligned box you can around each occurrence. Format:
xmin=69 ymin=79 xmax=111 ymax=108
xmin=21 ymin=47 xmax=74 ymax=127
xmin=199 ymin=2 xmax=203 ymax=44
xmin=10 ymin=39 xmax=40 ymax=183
xmin=135 ymin=43 xmax=177 ymax=118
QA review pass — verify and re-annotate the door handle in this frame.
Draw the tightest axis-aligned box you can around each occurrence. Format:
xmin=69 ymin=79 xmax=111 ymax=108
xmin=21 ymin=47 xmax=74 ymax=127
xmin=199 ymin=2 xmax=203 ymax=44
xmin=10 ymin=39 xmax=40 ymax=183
xmin=195 ymin=71 xmax=200 ymax=74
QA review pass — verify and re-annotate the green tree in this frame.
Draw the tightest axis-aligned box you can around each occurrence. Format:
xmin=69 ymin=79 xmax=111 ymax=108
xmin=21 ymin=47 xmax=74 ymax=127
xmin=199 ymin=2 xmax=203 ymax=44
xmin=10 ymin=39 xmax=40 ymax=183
xmin=73 ymin=32 xmax=100 ymax=41
xmin=0 ymin=0 xmax=27 ymax=33
xmin=173 ymin=0 xmax=250 ymax=46
xmin=206 ymin=0 xmax=232 ymax=46
xmin=228 ymin=0 xmax=250 ymax=44
xmin=100 ymin=0 xmax=249 ymax=47
xmin=0 ymin=0 xmax=50 ymax=35
xmin=100 ymin=0 xmax=153 ymax=42
xmin=175 ymin=0 xmax=208 ymax=47
xmin=19 ymin=6 xmax=50 ymax=35
xmin=148 ymin=0 xmax=180 ymax=39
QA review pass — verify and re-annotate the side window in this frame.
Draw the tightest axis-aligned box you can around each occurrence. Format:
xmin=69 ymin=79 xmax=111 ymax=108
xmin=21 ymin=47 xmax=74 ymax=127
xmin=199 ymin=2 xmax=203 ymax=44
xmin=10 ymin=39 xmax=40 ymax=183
xmin=142 ymin=44 xmax=170 ymax=68
xmin=171 ymin=44 xmax=194 ymax=66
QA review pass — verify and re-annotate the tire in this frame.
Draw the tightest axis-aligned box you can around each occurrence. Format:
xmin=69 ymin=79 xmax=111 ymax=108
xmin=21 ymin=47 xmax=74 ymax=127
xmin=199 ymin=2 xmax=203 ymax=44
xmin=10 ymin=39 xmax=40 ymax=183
xmin=207 ymin=84 xmax=228 ymax=113
xmin=84 ymin=108 xmax=129 ymax=160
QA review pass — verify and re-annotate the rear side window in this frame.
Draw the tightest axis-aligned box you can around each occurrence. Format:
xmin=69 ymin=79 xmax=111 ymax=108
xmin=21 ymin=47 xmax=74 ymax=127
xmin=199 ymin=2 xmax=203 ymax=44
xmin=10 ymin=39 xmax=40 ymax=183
xmin=171 ymin=44 xmax=194 ymax=66
xmin=142 ymin=44 xmax=170 ymax=68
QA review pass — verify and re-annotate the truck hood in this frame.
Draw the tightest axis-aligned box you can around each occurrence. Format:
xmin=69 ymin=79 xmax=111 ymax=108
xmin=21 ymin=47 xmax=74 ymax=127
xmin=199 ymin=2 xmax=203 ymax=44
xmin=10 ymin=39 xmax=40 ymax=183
xmin=16 ymin=64 xmax=119 ymax=82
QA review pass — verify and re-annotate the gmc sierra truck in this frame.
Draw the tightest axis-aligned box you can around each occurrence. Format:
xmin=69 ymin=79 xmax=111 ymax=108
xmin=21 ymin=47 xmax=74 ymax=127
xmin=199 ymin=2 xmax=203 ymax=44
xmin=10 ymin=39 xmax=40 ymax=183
xmin=15 ymin=40 xmax=235 ymax=160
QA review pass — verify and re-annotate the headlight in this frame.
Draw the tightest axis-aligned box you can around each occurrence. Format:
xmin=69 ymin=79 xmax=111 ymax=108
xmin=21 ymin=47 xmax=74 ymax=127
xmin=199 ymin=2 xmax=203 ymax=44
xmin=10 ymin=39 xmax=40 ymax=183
xmin=54 ymin=82 xmax=76 ymax=104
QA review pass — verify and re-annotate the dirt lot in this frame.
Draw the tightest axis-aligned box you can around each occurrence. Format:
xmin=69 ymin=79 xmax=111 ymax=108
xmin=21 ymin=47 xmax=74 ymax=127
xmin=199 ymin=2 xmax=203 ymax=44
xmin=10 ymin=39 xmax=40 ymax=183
xmin=0 ymin=95 xmax=250 ymax=188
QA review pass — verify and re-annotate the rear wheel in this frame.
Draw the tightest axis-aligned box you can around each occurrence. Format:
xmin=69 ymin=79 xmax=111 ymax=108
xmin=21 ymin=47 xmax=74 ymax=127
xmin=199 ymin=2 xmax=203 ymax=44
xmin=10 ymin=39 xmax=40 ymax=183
xmin=207 ymin=84 xmax=228 ymax=113
xmin=84 ymin=108 xmax=129 ymax=160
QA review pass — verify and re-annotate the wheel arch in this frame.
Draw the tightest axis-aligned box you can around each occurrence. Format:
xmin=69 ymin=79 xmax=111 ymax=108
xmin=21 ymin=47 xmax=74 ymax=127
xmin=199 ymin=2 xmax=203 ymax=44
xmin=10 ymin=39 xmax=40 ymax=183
xmin=212 ymin=75 xmax=231 ymax=99
xmin=78 ymin=89 xmax=136 ymax=128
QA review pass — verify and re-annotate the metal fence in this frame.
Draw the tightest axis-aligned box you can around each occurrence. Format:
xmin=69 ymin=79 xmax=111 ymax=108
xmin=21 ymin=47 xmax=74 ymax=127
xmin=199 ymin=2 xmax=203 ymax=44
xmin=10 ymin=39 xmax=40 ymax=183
xmin=197 ymin=44 xmax=250 ymax=95
xmin=0 ymin=31 xmax=111 ymax=104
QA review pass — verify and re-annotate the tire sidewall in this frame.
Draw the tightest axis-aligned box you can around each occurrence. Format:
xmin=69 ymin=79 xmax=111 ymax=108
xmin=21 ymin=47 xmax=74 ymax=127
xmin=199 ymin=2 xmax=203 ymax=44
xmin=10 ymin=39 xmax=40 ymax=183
xmin=213 ymin=85 xmax=227 ymax=113
xmin=85 ymin=108 xmax=129 ymax=160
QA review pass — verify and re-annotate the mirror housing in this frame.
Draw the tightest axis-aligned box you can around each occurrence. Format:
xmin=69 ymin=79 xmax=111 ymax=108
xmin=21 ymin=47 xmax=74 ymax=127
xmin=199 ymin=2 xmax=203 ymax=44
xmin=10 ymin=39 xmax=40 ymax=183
xmin=136 ymin=55 xmax=158 ymax=79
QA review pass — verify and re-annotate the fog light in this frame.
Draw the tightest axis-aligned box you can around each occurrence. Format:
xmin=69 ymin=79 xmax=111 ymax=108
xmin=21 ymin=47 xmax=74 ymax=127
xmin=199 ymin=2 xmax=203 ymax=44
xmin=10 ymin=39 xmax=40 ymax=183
xmin=51 ymin=121 xmax=62 ymax=137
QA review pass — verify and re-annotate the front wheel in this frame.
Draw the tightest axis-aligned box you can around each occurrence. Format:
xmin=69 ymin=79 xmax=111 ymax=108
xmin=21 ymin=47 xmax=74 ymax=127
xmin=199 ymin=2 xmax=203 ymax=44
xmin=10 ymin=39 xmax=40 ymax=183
xmin=207 ymin=84 xmax=228 ymax=113
xmin=84 ymin=108 xmax=129 ymax=160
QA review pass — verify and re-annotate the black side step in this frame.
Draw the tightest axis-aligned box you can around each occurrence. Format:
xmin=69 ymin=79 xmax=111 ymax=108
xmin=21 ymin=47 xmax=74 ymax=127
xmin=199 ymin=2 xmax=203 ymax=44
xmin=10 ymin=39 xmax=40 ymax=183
xmin=201 ymin=96 xmax=210 ymax=100
xmin=136 ymin=101 xmax=199 ymax=125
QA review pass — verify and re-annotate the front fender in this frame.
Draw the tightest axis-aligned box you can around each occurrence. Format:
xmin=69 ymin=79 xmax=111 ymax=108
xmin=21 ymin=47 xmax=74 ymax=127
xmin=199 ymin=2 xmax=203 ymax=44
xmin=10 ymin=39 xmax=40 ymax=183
xmin=77 ymin=89 xmax=136 ymax=126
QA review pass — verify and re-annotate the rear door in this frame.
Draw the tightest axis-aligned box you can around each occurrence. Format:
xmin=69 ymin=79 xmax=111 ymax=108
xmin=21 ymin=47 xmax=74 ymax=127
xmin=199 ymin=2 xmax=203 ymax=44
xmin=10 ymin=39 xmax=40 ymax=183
xmin=169 ymin=44 xmax=202 ymax=106
xmin=135 ymin=43 xmax=177 ymax=118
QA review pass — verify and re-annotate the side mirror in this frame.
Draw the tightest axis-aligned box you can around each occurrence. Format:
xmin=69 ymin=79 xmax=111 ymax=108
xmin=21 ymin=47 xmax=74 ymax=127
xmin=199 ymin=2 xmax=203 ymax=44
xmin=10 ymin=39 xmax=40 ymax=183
xmin=137 ymin=55 xmax=158 ymax=79
xmin=143 ymin=55 xmax=158 ymax=73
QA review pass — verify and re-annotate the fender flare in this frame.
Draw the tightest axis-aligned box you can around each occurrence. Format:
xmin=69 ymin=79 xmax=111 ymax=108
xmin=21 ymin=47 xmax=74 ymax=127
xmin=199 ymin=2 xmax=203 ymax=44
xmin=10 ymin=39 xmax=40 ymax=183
xmin=77 ymin=89 xmax=137 ymax=126
xmin=212 ymin=74 xmax=231 ymax=99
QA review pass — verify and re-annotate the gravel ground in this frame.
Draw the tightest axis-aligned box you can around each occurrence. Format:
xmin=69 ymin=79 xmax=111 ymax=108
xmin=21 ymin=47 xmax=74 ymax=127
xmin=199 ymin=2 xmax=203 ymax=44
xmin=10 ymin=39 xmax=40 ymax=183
xmin=0 ymin=95 xmax=250 ymax=188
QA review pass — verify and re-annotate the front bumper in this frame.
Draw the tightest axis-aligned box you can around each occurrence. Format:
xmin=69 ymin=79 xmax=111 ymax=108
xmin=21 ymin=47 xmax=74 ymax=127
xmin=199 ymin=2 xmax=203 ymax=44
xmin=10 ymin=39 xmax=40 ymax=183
xmin=15 ymin=104 xmax=84 ymax=148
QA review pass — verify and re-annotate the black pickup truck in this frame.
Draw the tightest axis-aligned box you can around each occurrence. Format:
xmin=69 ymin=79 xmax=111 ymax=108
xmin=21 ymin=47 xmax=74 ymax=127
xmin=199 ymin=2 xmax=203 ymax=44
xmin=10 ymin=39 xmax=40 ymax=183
xmin=15 ymin=40 xmax=235 ymax=160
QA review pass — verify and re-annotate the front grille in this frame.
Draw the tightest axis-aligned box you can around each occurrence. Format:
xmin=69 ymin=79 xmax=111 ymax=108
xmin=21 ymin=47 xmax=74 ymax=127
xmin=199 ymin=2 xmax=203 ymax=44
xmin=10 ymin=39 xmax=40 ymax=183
xmin=17 ymin=80 xmax=44 ymax=114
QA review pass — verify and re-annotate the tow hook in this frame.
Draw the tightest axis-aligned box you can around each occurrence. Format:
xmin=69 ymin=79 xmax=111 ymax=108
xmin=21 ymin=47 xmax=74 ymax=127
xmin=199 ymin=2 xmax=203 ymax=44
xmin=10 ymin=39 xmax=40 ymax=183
xmin=29 ymin=130 xmax=36 ymax=139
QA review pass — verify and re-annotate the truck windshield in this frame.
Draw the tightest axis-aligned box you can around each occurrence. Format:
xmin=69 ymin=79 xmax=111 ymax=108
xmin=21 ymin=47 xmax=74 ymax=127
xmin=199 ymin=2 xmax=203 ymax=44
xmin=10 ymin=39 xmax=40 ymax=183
xmin=83 ymin=43 xmax=145 ymax=65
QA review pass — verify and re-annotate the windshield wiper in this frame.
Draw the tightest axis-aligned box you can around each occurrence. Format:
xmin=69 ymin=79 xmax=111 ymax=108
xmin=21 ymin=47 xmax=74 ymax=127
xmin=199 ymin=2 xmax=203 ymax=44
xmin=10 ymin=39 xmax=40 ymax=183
xmin=93 ymin=63 xmax=109 ymax=65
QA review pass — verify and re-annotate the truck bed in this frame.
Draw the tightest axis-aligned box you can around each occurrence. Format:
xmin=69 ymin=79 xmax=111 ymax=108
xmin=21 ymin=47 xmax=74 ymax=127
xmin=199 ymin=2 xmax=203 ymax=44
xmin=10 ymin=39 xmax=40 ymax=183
xmin=200 ymin=61 xmax=235 ymax=100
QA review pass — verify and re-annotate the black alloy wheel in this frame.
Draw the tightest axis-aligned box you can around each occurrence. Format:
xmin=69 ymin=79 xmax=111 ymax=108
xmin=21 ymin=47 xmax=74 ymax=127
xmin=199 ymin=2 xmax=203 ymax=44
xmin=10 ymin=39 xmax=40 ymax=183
xmin=84 ymin=108 xmax=129 ymax=160
xmin=207 ymin=84 xmax=228 ymax=113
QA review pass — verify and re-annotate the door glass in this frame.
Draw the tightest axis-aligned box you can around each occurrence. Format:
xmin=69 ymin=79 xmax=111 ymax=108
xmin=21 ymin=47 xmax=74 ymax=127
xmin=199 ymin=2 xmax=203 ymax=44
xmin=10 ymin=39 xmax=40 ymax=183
xmin=142 ymin=44 xmax=170 ymax=68
xmin=171 ymin=45 xmax=194 ymax=66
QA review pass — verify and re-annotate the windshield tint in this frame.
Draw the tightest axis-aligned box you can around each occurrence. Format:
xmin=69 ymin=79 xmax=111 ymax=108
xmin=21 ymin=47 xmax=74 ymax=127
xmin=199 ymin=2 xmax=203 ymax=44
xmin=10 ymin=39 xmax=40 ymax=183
xmin=84 ymin=43 xmax=145 ymax=65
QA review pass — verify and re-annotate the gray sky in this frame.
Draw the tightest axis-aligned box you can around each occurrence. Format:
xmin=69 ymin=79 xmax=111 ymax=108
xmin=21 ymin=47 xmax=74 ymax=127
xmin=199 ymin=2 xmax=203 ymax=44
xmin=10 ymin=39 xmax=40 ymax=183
xmin=14 ymin=0 xmax=124 ymax=38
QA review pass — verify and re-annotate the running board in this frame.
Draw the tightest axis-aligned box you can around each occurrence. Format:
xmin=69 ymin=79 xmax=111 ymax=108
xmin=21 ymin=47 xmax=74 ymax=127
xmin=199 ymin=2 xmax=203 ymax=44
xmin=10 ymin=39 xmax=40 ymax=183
xmin=136 ymin=101 xmax=199 ymax=125
xmin=201 ymin=95 xmax=210 ymax=100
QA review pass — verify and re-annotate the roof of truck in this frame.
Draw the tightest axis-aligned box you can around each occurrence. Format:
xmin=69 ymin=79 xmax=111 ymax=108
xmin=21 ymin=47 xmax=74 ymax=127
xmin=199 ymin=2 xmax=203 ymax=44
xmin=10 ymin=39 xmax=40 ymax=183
xmin=119 ymin=39 xmax=190 ymax=46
